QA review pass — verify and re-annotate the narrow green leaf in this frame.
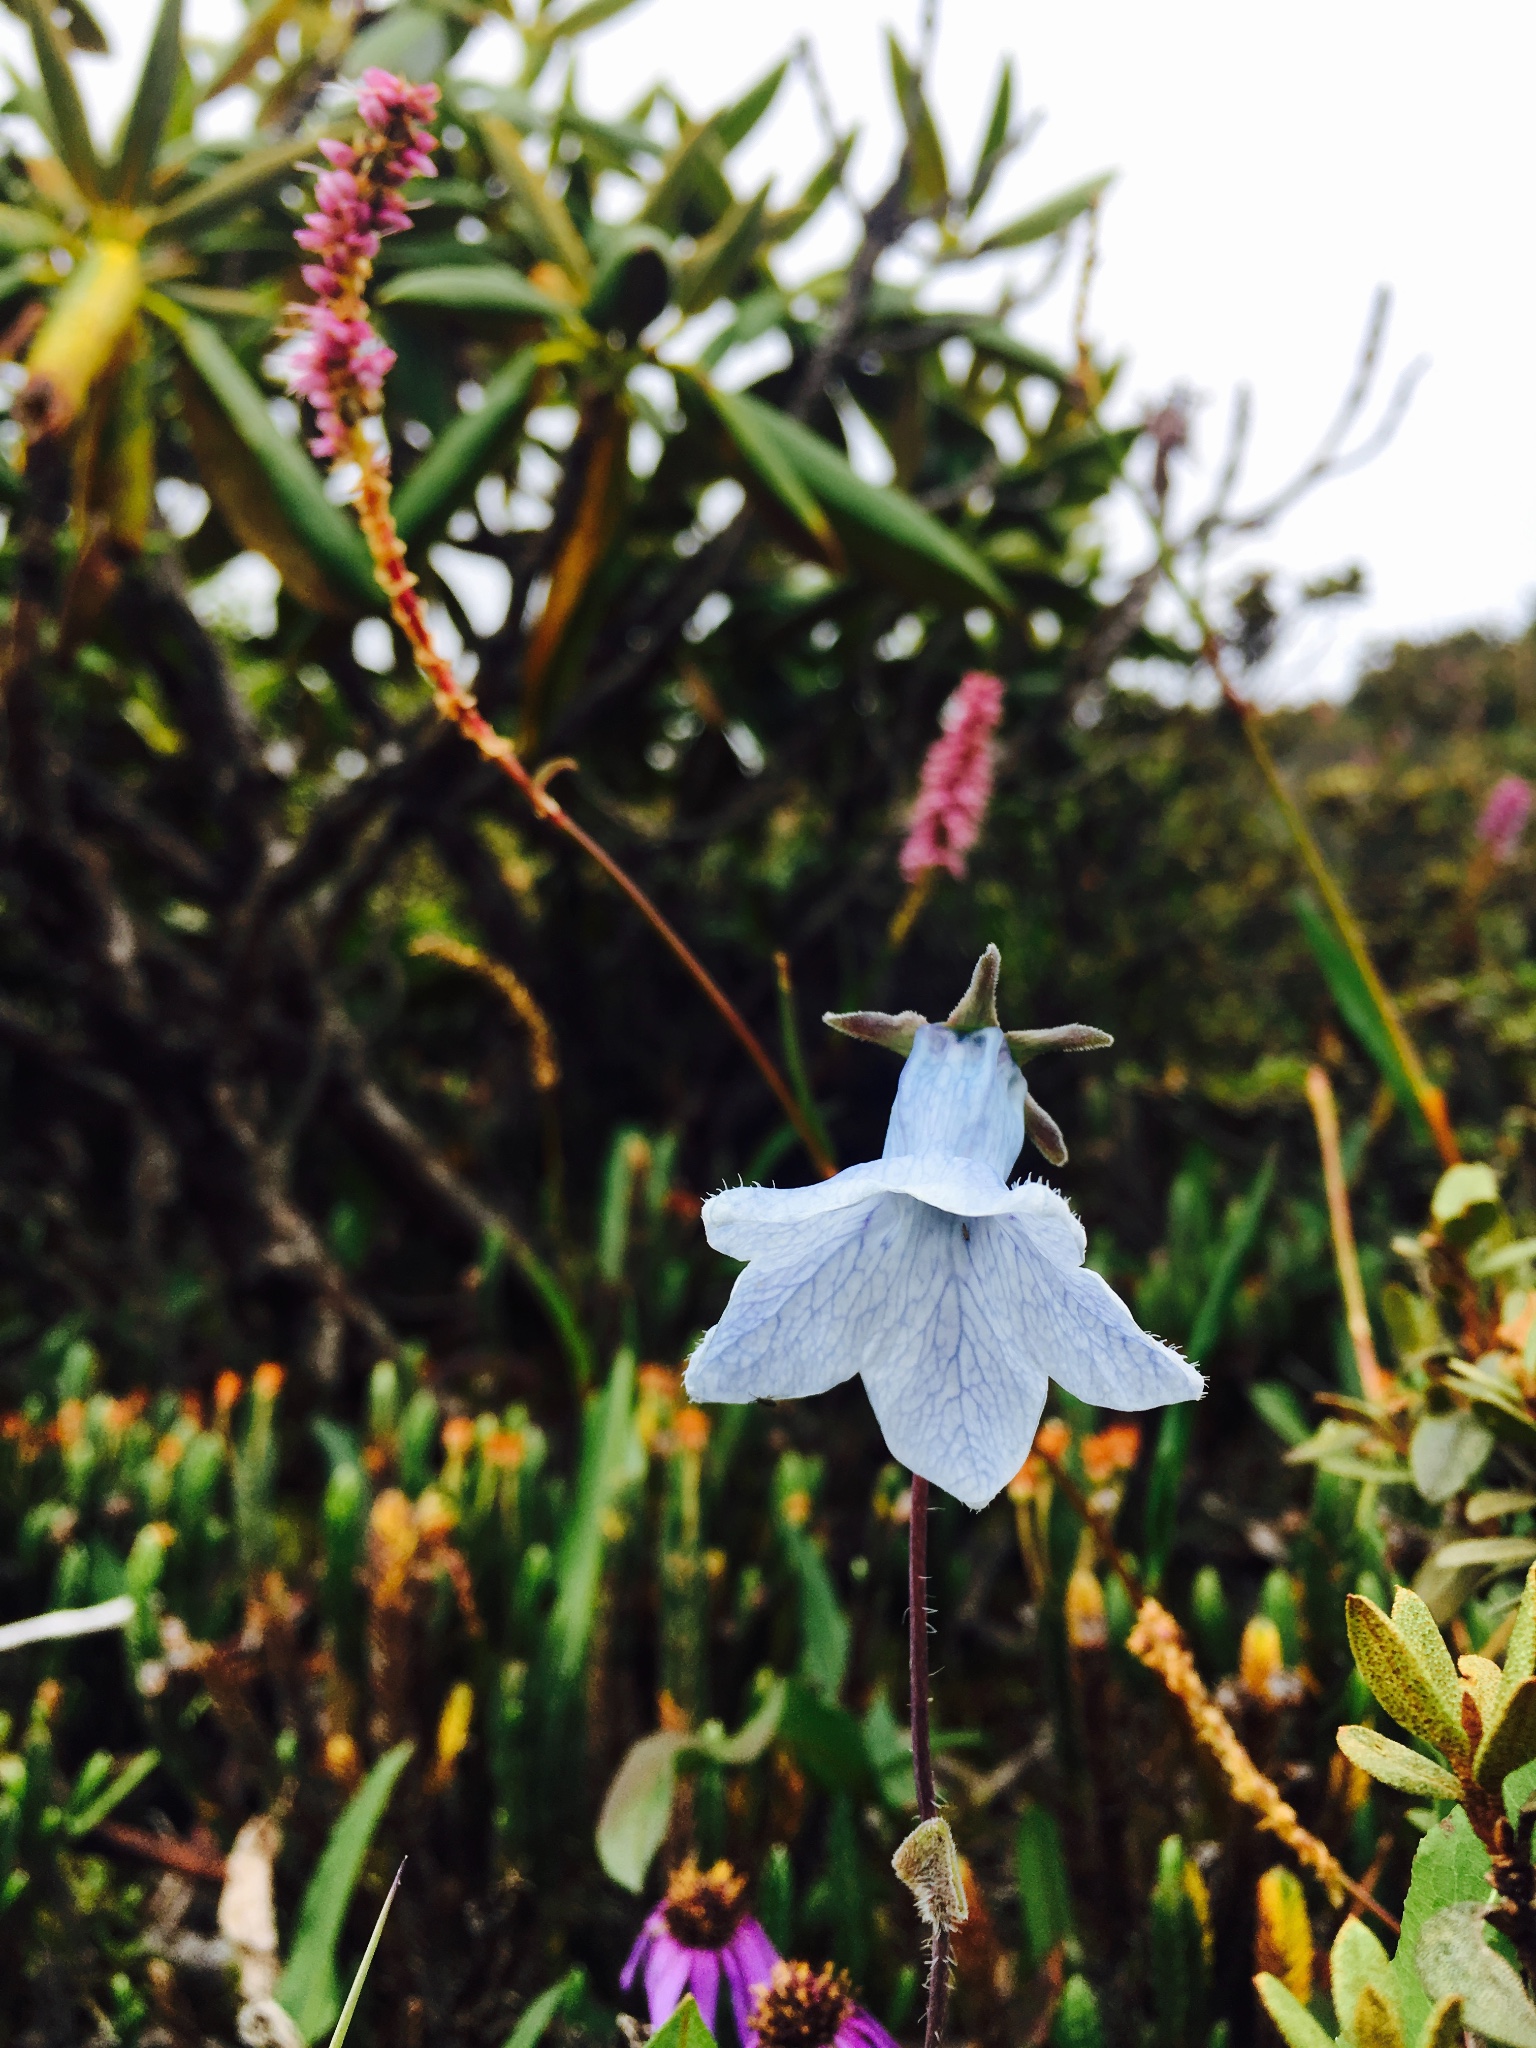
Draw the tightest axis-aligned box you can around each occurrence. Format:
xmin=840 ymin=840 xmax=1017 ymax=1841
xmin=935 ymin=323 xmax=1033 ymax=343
xmin=1345 ymin=1593 xmax=1467 ymax=1760
xmin=594 ymin=1729 xmax=687 ymax=1891
xmin=1477 ymin=1675 xmax=1536 ymax=1789
xmin=1293 ymin=890 xmax=1431 ymax=1142
xmin=1253 ymin=1975 xmax=1334 ymax=2048
xmin=16 ymin=0 xmax=101 ymax=197
xmin=1335 ymin=1726 xmax=1463 ymax=1802
xmin=1017 ymin=1804 xmax=1076 ymax=1972
xmin=1417 ymin=1902 xmax=1536 ymax=2047
xmin=148 ymin=136 xmax=314 ymax=236
xmin=111 ymin=0 xmax=181 ymax=203
xmin=545 ymin=1350 xmax=638 ymax=1690
xmin=379 ymin=265 xmax=572 ymax=322
xmin=885 ymin=33 xmax=947 ymax=212
xmin=500 ymin=1970 xmax=585 ymax=2048
xmin=1393 ymin=1810 xmax=1491 ymax=2044
xmin=64 ymin=1749 xmax=158 ymax=1836
xmin=719 ymin=389 xmax=1011 ymax=610
xmin=674 ymin=184 xmax=770 ymax=315
xmin=641 ymin=115 xmax=729 ymax=232
xmin=151 ymin=298 xmax=381 ymax=614
xmin=954 ymin=317 xmax=1073 ymax=385
xmin=974 ymin=171 xmax=1114 ymax=253
xmin=765 ymin=138 xmax=854 ymax=245
xmin=693 ymin=375 xmax=834 ymax=551
xmin=340 ymin=5 xmax=447 ymax=80
xmin=479 ymin=116 xmax=593 ymax=286
xmin=1432 ymin=1536 xmax=1536 ymax=1572
xmin=1500 ymin=1565 xmax=1536 ymax=1703
xmin=715 ymin=59 xmax=788 ymax=152
xmin=325 ymin=1861 xmax=403 ymax=2048
xmin=522 ymin=0 xmax=646 ymax=50
xmin=0 ymin=205 xmax=64 ymax=252
xmin=394 ymin=346 xmax=541 ymax=547
xmin=1391 ymin=1587 xmax=1463 ymax=1720
xmin=277 ymin=1741 xmax=414 ymax=2044
xmin=965 ymin=59 xmax=1013 ymax=216
xmin=698 ymin=1678 xmax=787 ymax=1766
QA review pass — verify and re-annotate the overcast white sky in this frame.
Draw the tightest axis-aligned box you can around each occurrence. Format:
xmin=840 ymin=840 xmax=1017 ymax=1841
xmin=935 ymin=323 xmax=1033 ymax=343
xmin=10 ymin=0 xmax=1534 ymax=700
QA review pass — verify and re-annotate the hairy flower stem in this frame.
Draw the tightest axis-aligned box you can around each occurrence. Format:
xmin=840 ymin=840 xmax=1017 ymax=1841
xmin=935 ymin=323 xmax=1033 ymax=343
xmin=344 ymin=427 xmax=835 ymax=1179
xmin=908 ymin=1475 xmax=951 ymax=2048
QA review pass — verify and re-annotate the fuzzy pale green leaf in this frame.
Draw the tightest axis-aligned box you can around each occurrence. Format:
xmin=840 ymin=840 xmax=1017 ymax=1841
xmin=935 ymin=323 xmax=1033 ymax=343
xmin=1345 ymin=1594 xmax=1467 ymax=1761
xmin=1391 ymin=1588 xmax=1463 ymax=1718
xmin=1335 ymin=1726 xmax=1462 ymax=1803
xmin=1501 ymin=1564 xmax=1536 ymax=1703
xmin=1477 ymin=1675 xmax=1536 ymax=1789
xmin=1416 ymin=1902 xmax=1536 ymax=2047
xmin=1394 ymin=1810 xmax=1492 ymax=2043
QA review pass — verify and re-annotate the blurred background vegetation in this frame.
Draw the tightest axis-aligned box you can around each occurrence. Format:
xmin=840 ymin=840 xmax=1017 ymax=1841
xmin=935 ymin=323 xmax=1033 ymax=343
xmin=1 ymin=2 xmax=1535 ymax=2045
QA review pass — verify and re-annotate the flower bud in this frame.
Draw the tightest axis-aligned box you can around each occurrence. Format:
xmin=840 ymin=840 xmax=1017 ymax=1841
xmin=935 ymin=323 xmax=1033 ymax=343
xmin=891 ymin=1814 xmax=969 ymax=1932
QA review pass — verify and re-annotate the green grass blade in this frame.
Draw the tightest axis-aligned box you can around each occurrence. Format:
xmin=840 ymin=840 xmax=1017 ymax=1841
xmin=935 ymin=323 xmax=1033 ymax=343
xmin=1292 ymin=888 xmax=1430 ymax=1142
xmin=501 ymin=1969 xmax=586 ymax=2048
xmin=325 ymin=1860 xmax=404 ymax=2048
xmin=278 ymin=1741 xmax=414 ymax=2043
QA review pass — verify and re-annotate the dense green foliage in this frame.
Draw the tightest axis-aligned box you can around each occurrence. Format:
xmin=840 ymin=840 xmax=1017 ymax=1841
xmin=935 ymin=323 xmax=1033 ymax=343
xmin=3 ymin=3 xmax=1536 ymax=2046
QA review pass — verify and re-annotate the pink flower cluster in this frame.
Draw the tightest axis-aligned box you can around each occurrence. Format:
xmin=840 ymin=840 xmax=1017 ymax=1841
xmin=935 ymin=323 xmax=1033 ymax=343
xmin=1476 ymin=773 xmax=1533 ymax=865
xmin=899 ymin=670 xmax=1005 ymax=883
xmin=285 ymin=69 xmax=439 ymax=459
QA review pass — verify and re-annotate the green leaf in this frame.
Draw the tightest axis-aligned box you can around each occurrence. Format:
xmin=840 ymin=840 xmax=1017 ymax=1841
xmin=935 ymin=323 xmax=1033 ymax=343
xmin=500 ymin=1970 xmax=586 ymax=2048
xmin=1250 ymin=1380 xmax=1311 ymax=1447
xmin=394 ymin=346 xmax=541 ymax=547
xmin=1431 ymin=1163 xmax=1501 ymax=1246
xmin=324 ymin=1861 xmax=403 ymax=2048
xmin=694 ymin=375 xmax=834 ymax=552
xmin=277 ymin=1741 xmax=414 ymax=2044
xmin=1500 ymin=1565 xmax=1536 ymax=1702
xmin=0 ymin=205 xmax=64 ymax=252
xmin=340 ymin=5 xmax=447 ymax=80
xmin=777 ymin=1679 xmax=874 ymax=1796
xmin=1253 ymin=1975 xmax=1335 ymax=2048
xmin=974 ymin=172 xmax=1114 ymax=253
xmin=1416 ymin=1903 xmax=1536 ymax=2047
xmin=1017 ymin=1803 xmax=1076 ymax=1972
xmin=148 ymin=136 xmax=314 ymax=237
xmin=1332 ymin=1917 xmax=1399 ymax=2048
xmin=1353 ymin=1985 xmax=1407 ymax=2048
xmin=674 ymin=184 xmax=770 ymax=315
xmin=965 ymin=59 xmax=1014 ymax=216
xmin=1391 ymin=1588 xmax=1463 ymax=1721
xmin=544 ymin=1350 xmax=639 ymax=1692
xmin=586 ymin=228 xmax=671 ymax=339
xmin=111 ymin=0 xmax=181 ymax=204
xmin=697 ymin=1677 xmax=787 ymax=1766
xmin=648 ymin=1997 xmax=717 ymax=2048
xmin=1053 ymin=1975 xmax=1105 ymax=2048
xmin=715 ymin=59 xmax=788 ymax=152
xmin=1416 ymin=1996 xmax=1466 ymax=2048
xmin=718 ymin=390 xmax=1011 ymax=610
xmin=16 ymin=0 xmax=101 ymax=197
xmin=1293 ymin=891 xmax=1430 ymax=1142
xmin=479 ymin=116 xmax=594 ymax=287
xmin=1335 ymin=1726 xmax=1462 ymax=1802
xmin=1345 ymin=1594 xmax=1467 ymax=1761
xmin=63 ymin=1748 xmax=158 ymax=1836
xmin=780 ymin=1517 xmax=850 ymax=1702
xmin=380 ymin=265 xmax=573 ymax=323
xmin=521 ymin=0 xmax=647 ymax=53
xmin=886 ymin=33 xmax=947 ymax=213
xmin=1476 ymin=1675 xmax=1536 ymax=1790
xmin=151 ymin=299 xmax=381 ymax=614
xmin=1411 ymin=1411 xmax=1494 ymax=1504
xmin=1431 ymin=1536 xmax=1536 ymax=1573
xmin=594 ymin=1729 xmax=687 ymax=1891
xmin=1393 ymin=1809 xmax=1491 ymax=2044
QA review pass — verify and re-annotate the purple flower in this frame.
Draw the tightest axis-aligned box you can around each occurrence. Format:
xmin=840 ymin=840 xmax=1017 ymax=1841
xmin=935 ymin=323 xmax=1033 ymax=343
xmin=1477 ymin=774 xmax=1533 ymax=865
xmin=747 ymin=1960 xmax=900 ymax=2048
xmin=621 ymin=1859 xmax=779 ymax=2041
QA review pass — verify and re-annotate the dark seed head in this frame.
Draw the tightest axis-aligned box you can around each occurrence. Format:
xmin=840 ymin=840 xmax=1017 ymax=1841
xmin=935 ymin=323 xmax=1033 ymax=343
xmin=750 ymin=1961 xmax=852 ymax=2048
xmin=661 ymin=1858 xmax=749 ymax=1949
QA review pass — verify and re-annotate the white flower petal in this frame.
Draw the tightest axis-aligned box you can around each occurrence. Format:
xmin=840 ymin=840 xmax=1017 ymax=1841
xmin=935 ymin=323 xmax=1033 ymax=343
xmin=882 ymin=1025 xmax=1024 ymax=1177
xmin=686 ymin=1195 xmax=902 ymax=1401
xmin=990 ymin=1215 xmax=1205 ymax=1412
xmin=702 ymin=1161 xmax=890 ymax=1262
xmin=859 ymin=1202 xmax=1051 ymax=1509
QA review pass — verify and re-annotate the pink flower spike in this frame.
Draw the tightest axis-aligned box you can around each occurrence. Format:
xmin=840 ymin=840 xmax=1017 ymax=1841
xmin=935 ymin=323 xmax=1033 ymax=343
xmin=1477 ymin=773 xmax=1533 ymax=865
xmin=899 ymin=671 xmax=1005 ymax=883
xmin=317 ymin=138 xmax=357 ymax=169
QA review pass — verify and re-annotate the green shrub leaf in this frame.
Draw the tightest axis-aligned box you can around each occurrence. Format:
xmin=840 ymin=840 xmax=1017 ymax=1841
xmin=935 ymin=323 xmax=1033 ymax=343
xmin=1253 ymin=1974 xmax=1334 ymax=2048
xmin=1345 ymin=1594 xmax=1467 ymax=1761
xmin=1416 ymin=1903 xmax=1536 ymax=2047
xmin=1335 ymin=1726 xmax=1462 ymax=1802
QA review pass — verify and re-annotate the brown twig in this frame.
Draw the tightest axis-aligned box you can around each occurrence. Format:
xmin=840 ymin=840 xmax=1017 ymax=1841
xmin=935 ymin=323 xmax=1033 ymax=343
xmin=92 ymin=1821 xmax=227 ymax=1883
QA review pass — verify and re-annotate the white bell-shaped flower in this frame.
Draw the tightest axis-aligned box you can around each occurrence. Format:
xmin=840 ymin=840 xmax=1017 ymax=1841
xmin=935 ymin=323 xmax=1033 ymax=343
xmin=685 ymin=951 xmax=1202 ymax=1508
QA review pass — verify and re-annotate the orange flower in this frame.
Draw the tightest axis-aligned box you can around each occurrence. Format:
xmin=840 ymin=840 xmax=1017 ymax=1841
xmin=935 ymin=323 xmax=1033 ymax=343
xmin=213 ymin=1371 xmax=243 ymax=1420
xmin=440 ymin=1416 xmax=476 ymax=1461
xmin=1006 ymin=1454 xmax=1047 ymax=1502
xmin=673 ymin=1406 xmax=710 ymax=1454
xmin=1081 ymin=1423 xmax=1141 ymax=1484
xmin=1033 ymin=1418 xmax=1071 ymax=1463
xmin=252 ymin=1362 xmax=285 ymax=1403
xmin=483 ymin=1430 xmax=525 ymax=1470
xmin=55 ymin=1398 xmax=86 ymax=1447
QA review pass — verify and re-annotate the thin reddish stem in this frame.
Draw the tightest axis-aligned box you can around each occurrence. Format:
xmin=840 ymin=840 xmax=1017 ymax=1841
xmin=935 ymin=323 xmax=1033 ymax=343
xmin=909 ymin=1474 xmax=952 ymax=2048
xmin=346 ymin=429 xmax=836 ymax=1179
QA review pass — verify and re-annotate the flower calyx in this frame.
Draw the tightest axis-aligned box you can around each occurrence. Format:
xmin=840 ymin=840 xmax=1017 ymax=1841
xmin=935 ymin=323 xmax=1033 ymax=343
xmin=823 ymin=945 xmax=1113 ymax=1165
